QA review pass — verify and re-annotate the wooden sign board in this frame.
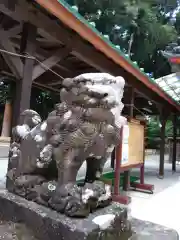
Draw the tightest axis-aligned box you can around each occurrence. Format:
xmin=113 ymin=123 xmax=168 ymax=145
xmin=120 ymin=119 xmax=145 ymax=168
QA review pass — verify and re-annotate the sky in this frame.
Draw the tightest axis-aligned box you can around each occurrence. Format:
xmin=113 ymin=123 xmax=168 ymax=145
xmin=172 ymin=6 xmax=180 ymax=18
xmin=172 ymin=0 xmax=180 ymax=19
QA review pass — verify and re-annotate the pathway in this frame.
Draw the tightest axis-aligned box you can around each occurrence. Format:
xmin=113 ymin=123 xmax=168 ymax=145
xmin=129 ymin=160 xmax=180 ymax=236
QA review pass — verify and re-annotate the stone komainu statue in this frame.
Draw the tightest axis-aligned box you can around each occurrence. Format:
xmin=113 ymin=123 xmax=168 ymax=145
xmin=7 ymin=73 xmax=126 ymax=217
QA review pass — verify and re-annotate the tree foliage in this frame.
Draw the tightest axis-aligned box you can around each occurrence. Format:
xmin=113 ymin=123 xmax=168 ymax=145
xmin=175 ymin=12 xmax=180 ymax=34
xmin=146 ymin=116 xmax=173 ymax=148
xmin=66 ymin=0 xmax=179 ymax=148
xmin=30 ymin=88 xmax=59 ymax=119
xmin=67 ymin=0 xmax=178 ymax=79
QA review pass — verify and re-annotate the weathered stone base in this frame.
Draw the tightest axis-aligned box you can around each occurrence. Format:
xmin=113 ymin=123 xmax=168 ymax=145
xmin=0 ymin=190 xmax=178 ymax=240
xmin=0 ymin=190 xmax=132 ymax=240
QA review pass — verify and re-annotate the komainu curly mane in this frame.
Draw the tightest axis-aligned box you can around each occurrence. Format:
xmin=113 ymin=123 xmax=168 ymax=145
xmin=7 ymin=73 xmax=126 ymax=217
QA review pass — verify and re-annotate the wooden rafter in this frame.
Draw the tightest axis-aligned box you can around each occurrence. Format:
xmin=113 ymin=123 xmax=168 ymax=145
xmin=32 ymin=47 xmax=70 ymax=81
xmin=0 ymin=0 xmax=117 ymax=73
xmin=34 ymin=81 xmax=60 ymax=93
xmin=18 ymin=22 xmax=37 ymax=113
xmin=4 ymin=0 xmax=17 ymax=11
xmin=1 ymin=70 xmax=60 ymax=93
xmin=38 ymin=29 xmax=61 ymax=44
xmin=0 ymin=28 xmax=23 ymax=78
xmin=10 ymin=38 xmax=72 ymax=74
xmin=7 ymin=23 xmax=22 ymax=38
xmin=48 ymin=81 xmax=61 ymax=86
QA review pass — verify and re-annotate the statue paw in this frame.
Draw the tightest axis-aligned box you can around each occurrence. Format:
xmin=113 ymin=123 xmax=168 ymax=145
xmin=36 ymin=144 xmax=53 ymax=168
xmin=82 ymin=181 xmax=112 ymax=211
xmin=14 ymin=175 xmax=45 ymax=197
xmin=26 ymin=181 xmax=57 ymax=207
xmin=65 ymin=196 xmax=90 ymax=217
xmin=97 ymin=182 xmax=112 ymax=208
xmin=49 ymin=183 xmax=90 ymax=217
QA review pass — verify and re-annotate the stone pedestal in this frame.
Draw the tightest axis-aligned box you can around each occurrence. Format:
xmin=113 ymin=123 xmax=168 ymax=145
xmin=0 ymin=190 xmax=132 ymax=240
xmin=0 ymin=190 xmax=178 ymax=240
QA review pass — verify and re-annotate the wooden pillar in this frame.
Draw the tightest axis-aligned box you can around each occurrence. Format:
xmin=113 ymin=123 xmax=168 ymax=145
xmin=159 ymin=109 xmax=168 ymax=178
xmin=172 ymin=113 xmax=177 ymax=172
xmin=6 ymin=23 xmax=37 ymax=190
xmin=129 ymin=88 xmax=134 ymax=118
xmin=1 ymin=100 xmax=12 ymax=137
xmin=14 ymin=22 xmax=37 ymax=124
xmin=123 ymin=87 xmax=134 ymax=191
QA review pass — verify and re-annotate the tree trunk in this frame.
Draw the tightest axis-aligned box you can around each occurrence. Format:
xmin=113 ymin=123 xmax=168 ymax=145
xmin=128 ymin=33 xmax=134 ymax=58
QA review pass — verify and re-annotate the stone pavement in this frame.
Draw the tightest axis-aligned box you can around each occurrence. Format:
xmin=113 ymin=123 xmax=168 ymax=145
xmin=128 ymin=160 xmax=180 ymax=237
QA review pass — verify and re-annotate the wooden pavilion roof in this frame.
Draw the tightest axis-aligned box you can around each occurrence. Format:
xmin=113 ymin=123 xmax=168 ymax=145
xmin=0 ymin=0 xmax=179 ymax=116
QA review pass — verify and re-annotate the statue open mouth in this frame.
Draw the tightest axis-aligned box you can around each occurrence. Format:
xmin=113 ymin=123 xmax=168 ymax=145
xmin=7 ymin=73 xmax=126 ymax=218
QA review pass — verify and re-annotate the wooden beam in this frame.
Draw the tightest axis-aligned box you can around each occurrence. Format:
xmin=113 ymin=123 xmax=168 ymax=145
xmin=34 ymin=82 xmax=60 ymax=93
xmin=1 ymin=70 xmax=60 ymax=93
xmin=123 ymin=87 xmax=134 ymax=192
xmin=13 ymin=22 xmax=37 ymax=121
xmin=48 ymin=68 xmax=98 ymax=86
xmin=158 ymin=109 xmax=169 ymax=178
xmin=0 ymin=1 xmax=61 ymax=43
xmin=129 ymin=87 xmax=134 ymax=118
xmin=10 ymin=38 xmax=72 ymax=74
xmin=129 ymin=74 xmax=178 ymax=111
xmin=20 ymin=22 xmax=37 ymax=112
xmin=0 ymin=1 xmax=22 ymax=22
xmin=7 ymin=24 xmax=22 ymax=38
xmin=48 ymin=82 xmax=61 ymax=86
xmin=32 ymin=47 xmax=70 ymax=81
xmin=0 ymin=28 xmax=23 ymax=78
xmin=159 ymin=118 xmax=166 ymax=178
xmin=0 ymin=0 xmax=116 ymax=73
xmin=38 ymin=29 xmax=62 ymax=44
xmin=4 ymin=0 xmax=17 ymax=11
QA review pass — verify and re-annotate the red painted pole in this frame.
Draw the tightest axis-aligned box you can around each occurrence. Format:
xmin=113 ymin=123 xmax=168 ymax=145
xmin=140 ymin=121 xmax=145 ymax=184
xmin=140 ymin=164 xmax=145 ymax=184
xmin=114 ymin=127 xmax=123 ymax=195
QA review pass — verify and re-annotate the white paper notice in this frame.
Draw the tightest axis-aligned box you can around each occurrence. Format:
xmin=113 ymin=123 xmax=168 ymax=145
xmin=121 ymin=125 xmax=129 ymax=165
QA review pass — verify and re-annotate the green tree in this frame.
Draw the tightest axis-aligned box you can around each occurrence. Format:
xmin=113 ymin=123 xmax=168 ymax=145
xmin=146 ymin=116 xmax=173 ymax=148
xmin=30 ymin=88 xmax=59 ymax=119
xmin=67 ymin=0 xmax=178 ymax=77
xmin=66 ymin=0 xmax=178 ymax=148
xmin=175 ymin=12 xmax=180 ymax=34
